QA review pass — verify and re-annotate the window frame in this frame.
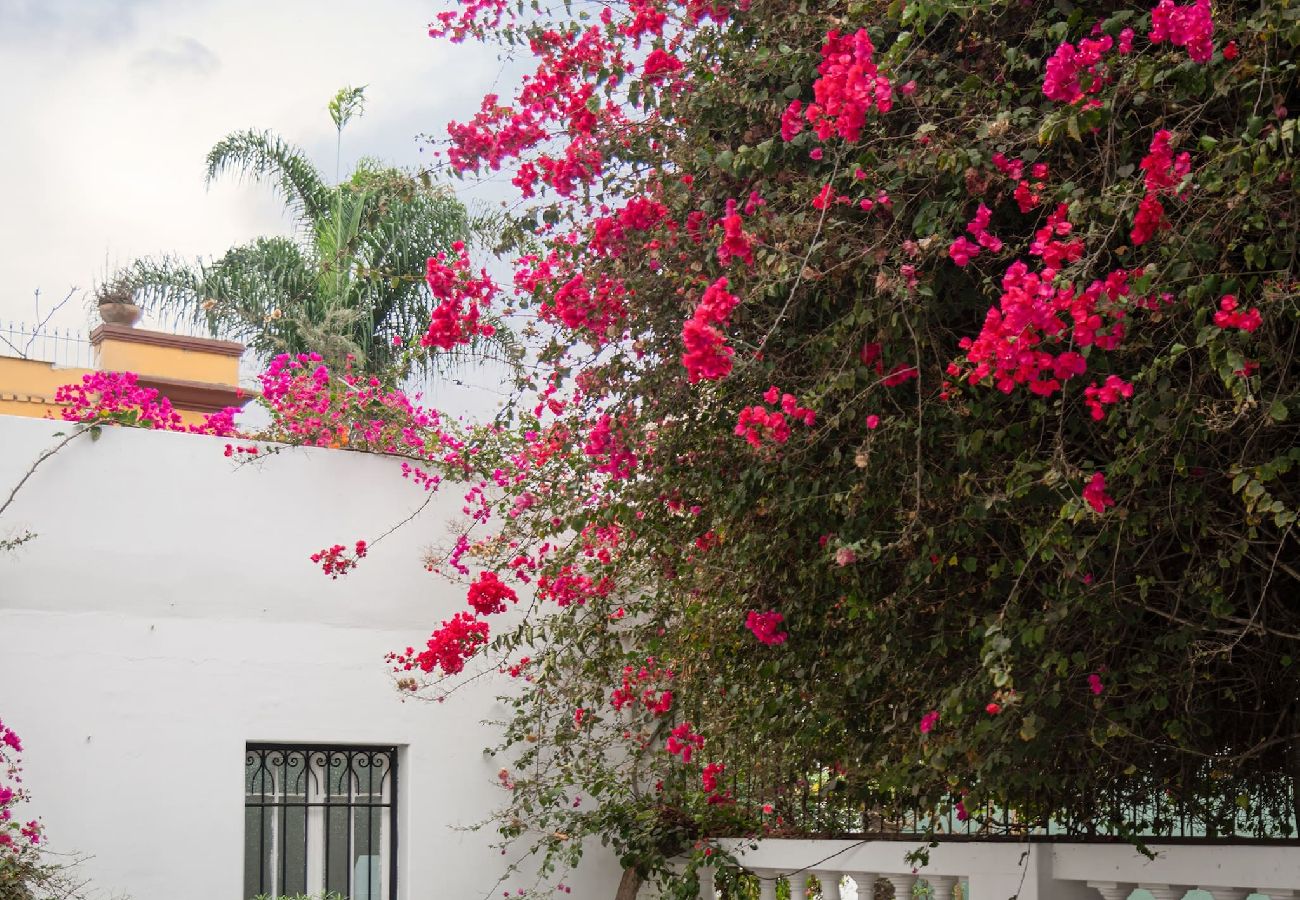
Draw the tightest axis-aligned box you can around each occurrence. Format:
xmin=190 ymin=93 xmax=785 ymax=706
xmin=244 ymin=742 xmax=399 ymax=900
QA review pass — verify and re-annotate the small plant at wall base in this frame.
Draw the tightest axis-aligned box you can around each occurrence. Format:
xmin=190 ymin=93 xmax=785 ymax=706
xmin=0 ymin=717 xmax=93 ymax=900
xmin=0 ymin=718 xmax=43 ymax=878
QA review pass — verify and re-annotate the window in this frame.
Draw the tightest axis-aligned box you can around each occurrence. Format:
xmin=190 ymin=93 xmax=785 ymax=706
xmin=244 ymin=744 xmax=397 ymax=900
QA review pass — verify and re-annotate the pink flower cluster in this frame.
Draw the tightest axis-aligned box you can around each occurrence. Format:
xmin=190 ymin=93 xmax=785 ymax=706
xmin=258 ymin=354 xmax=459 ymax=463
xmin=734 ymin=387 xmax=815 ymax=448
xmin=1130 ymin=194 xmax=1170 ymax=246
xmin=390 ymin=611 xmax=491 ymax=676
xmin=432 ymin=0 xmax=750 ymax=198
xmin=584 ymin=413 xmax=639 ymax=479
xmin=1149 ymin=0 xmax=1215 ymax=63
xmin=1213 ymin=294 xmax=1263 ymax=332
xmin=948 ymin=204 xmax=1003 ymax=266
xmin=953 ymin=211 xmax=1131 ymax=401
xmin=716 ymin=199 xmax=756 ymax=267
xmin=642 ymin=47 xmax=684 ymax=83
xmin=444 ymin=18 xmax=628 ymax=197
xmin=992 ymin=153 xmax=1050 ymax=213
xmin=537 ymin=566 xmax=615 ymax=607
xmin=1140 ymin=130 xmax=1192 ymax=193
xmin=422 ymin=241 xmax=498 ymax=350
xmin=859 ymin=341 xmax=918 ymax=388
xmin=589 ymin=196 xmax=670 ymax=257
xmin=1042 ymin=32 xmax=1114 ymax=104
xmin=55 ymin=371 xmax=238 ymax=436
xmin=745 ymin=610 xmax=788 ymax=646
xmin=781 ymin=29 xmax=893 ymax=143
xmin=0 ymin=718 xmax=42 ymax=859
xmin=681 ymin=277 xmax=741 ymax=382
xmin=515 ymin=249 xmax=629 ymax=345
xmin=609 ymin=658 xmax=674 ymax=715
xmin=310 ymin=540 xmax=368 ymax=579
xmin=428 ymin=0 xmax=510 ymax=42
xmin=919 ymin=710 xmax=940 ymax=734
xmin=1083 ymin=472 xmax=1115 ymax=514
xmin=666 ymin=721 xmax=705 ymax=763
xmin=467 ymin=571 xmax=519 ymax=615
xmin=1130 ymin=131 xmax=1192 ymax=246
xmin=701 ymin=761 xmax=732 ymax=804
xmin=1083 ymin=375 xmax=1135 ymax=421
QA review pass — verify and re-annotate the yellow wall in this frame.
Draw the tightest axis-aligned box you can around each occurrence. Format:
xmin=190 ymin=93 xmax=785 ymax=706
xmin=0 ymin=356 xmax=91 ymax=421
xmin=95 ymin=337 xmax=238 ymax=385
xmin=0 ymin=327 xmax=247 ymax=427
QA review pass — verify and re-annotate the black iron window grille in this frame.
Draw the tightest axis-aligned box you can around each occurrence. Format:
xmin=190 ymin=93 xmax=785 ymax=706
xmin=244 ymin=744 xmax=398 ymax=900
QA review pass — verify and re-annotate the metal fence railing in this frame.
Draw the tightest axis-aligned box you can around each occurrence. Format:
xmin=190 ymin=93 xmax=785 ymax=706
xmin=719 ymin=764 xmax=1300 ymax=844
xmin=0 ymin=321 xmax=93 ymax=368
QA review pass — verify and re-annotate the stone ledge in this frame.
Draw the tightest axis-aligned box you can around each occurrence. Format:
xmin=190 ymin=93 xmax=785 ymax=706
xmin=90 ymin=324 xmax=245 ymax=358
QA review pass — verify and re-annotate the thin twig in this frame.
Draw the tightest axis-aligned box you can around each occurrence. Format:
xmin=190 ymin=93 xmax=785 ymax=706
xmin=0 ymin=428 xmax=88 ymax=522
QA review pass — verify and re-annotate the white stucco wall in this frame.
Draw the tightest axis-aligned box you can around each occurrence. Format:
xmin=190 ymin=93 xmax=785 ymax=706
xmin=0 ymin=416 xmax=621 ymax=900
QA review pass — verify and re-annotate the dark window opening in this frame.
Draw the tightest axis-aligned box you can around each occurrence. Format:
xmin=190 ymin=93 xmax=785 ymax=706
xmin=244 ymin=744 xmax=397 ymax=900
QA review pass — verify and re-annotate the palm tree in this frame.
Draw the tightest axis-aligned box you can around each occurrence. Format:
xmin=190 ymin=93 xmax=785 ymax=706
xmin=122 ymin=87 xmax=513 ymax=377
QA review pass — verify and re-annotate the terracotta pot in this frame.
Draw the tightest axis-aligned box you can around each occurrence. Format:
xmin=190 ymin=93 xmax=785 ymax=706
xmin=98 ymin=301 xmax=142 ymax=327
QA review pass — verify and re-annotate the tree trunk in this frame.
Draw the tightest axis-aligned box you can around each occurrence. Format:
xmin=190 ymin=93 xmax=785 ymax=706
xmin=614 ymin=866 xmax=642 ymax=900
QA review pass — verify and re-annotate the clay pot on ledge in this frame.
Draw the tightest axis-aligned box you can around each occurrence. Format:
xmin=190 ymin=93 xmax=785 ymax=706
xmin=96 ymin=284 xmax=143 ymax=327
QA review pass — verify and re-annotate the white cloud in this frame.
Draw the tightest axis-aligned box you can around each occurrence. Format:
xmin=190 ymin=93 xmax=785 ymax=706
xmin=130 ymin=35 xmax=220 ymax=82
xmin=0 ymin=0 xmax=506 ymax=334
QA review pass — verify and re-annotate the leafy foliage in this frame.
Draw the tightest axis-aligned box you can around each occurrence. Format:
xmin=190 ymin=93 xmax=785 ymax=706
xmin=266 ymin=0 xmax=1300 ymax=895
xmin=122 ymin=103 xmax=516 ymax=376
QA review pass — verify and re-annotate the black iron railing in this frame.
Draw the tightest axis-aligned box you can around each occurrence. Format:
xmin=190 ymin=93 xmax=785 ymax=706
xmin=720 ymin=766 xmax=1299 ymax=844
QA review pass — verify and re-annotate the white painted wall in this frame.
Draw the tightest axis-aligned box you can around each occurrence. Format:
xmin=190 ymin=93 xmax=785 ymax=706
xmin=0 ymin=416 xmax=621 ymax=900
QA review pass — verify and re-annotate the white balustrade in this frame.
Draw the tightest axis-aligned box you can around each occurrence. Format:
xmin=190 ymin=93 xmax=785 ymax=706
xmin=694 ymin=838 xmax=1300 ymax=900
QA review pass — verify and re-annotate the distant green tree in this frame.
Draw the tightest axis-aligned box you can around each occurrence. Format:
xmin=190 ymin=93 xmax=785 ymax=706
xmin=124 ymin=87 xmax=513 ymax=376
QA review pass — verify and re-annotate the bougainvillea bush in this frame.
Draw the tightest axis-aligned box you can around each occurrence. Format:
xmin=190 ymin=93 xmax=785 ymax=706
xmin=0 ymin=718 xmax=46 ymax=893
xmin=395 ymin=0 xmax=1300 ymax=891
xmin=33 ymin=0 xmax=1300 ymax=895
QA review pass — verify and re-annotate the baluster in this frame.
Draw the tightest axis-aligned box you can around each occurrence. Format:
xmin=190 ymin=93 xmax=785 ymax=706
xmin=1197 ymin=889 xmax=1251 ymax=900
xmin=1139 ymin=885 xmax=1191 ymax=900
xmin=698 ymin=864 xmax=716 ymax=900
xmin=789 ymin=871 xmax=811 ymax=900
xmin=757 ymin=871 xmax=778 ymax=900
xmin=925 ymin=875 xmax=959 ymax=900
xmin=884 ymin=873 xmax=917 ymax=900
xmin=1086 ymin=882 xmax=1136 ymax=900
xmin=814 ymin=870 xmax=844 ymax=900
xmin=848 ymin=873 xmax=878 ymax=900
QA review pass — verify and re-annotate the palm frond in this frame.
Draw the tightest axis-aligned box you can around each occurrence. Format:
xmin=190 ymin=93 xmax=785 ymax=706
xmin=205 ymin=130 xmax=331 ymax=224
xmin=124 ymin=115 xmax=506 ymax=383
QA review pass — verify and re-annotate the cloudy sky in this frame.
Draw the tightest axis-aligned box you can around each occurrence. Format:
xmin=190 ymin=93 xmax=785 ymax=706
xmin=0 ymin=0 xmax=509 ymax=335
